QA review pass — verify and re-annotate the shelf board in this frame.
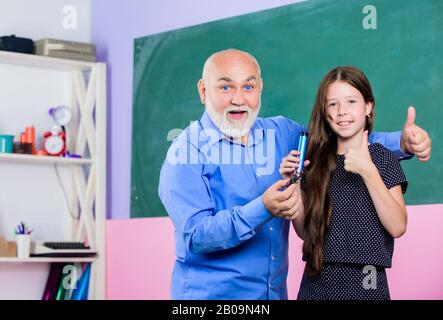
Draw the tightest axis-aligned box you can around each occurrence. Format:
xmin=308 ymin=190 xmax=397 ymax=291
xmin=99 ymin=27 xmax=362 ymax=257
xmin=0 ymin=153 xmax=93 ymax=165
xmin=0 ymin=257 xmax=96 ymax=263
xmin=0 ymin=50 xmax=98 ymax=71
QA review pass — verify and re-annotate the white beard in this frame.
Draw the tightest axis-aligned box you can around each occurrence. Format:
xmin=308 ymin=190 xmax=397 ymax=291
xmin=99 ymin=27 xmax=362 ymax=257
xmin=205 ymin=99 xmax=260 ymax=139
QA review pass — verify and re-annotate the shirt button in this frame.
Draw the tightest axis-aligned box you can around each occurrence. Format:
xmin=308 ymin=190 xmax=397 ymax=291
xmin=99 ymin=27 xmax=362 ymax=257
xmin=271 ymin=256 xmax=276 ymax=261
xmin=269 ymin=227 xmax=273 ymax=232
xmin=268 ymin=284 xmax=272 ymax=288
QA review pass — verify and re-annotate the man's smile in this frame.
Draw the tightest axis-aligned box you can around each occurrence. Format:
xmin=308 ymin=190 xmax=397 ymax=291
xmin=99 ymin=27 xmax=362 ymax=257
xmin=227 ymin=110 xmax=247 ymax=120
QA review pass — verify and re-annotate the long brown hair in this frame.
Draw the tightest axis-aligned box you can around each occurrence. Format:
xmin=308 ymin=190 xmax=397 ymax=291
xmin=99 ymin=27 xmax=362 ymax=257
xmin=302 ymin=66 xmax=375 ymax=275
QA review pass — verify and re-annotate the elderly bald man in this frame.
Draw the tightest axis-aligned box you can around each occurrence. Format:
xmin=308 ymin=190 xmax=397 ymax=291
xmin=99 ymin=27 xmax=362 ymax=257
xmin=159 ymin=49 xmax=432 ymax=300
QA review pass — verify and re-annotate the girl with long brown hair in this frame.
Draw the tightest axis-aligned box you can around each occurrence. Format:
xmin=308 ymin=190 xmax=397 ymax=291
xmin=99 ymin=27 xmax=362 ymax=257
xmin=280 ymin=66 xmax=408 ymax=299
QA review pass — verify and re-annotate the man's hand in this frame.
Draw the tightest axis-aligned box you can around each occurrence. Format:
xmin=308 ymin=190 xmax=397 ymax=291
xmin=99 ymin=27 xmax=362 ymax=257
xmin=263 ymin=179 xmax=303 ymax=220
xmin=401 ymin=106 xmax=432 ymax=162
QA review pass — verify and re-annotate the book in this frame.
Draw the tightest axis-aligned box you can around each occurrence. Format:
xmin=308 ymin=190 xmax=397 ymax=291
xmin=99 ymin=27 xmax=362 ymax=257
xmin=71 ymin=263 xmax=91 ymax=300
xmin=42 ymin=263 xmax=64 ymax=300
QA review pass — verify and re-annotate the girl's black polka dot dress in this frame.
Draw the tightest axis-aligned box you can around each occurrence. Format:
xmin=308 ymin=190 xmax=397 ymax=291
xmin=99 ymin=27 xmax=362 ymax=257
xmin=298 ymin=143 xmax=408 ymax=300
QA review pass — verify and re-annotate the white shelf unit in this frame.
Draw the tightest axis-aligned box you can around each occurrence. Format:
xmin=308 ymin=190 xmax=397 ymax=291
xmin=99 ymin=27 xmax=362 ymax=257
xmin=0 ymin=51 xmax=106 ymax=300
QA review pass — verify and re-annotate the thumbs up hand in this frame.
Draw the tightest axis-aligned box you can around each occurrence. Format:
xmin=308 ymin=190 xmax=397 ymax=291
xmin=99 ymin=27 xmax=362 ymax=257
xmin=401 ymin=106 xmax=432 ymax=162
xmin=344 ymin=130 xmax=375 ymax=176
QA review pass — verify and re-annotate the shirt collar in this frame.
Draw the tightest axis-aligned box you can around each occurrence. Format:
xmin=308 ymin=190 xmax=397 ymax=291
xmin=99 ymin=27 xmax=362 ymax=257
xmin=199 ymin=111 xmax=265 ymax=148
xmin=199 ymin=111 xmax=224 ymax=148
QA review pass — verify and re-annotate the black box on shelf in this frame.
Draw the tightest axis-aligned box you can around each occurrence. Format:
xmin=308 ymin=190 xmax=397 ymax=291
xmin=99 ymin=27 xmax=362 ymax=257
xmin=0 ymin=35 xmax=34 ymax=54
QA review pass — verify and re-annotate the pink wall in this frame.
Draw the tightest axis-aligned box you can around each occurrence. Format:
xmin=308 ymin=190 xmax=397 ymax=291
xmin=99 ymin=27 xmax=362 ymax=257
xmin=106 ymin=217 xmax=175 ymax=299
xmin=106 ymin=204 xmax=443 ymax=299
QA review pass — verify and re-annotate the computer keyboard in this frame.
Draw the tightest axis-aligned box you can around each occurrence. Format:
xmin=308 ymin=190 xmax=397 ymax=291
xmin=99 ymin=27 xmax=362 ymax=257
xmin=30 ymin=241 xmax=96 ymax=257
xmin=42 ymin=242 xmax=90 ymax=250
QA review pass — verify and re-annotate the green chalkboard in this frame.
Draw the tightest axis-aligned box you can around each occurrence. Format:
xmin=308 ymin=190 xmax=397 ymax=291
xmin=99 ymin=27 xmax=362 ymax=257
xmin=131 ymin=0 xmax=443 ymax=218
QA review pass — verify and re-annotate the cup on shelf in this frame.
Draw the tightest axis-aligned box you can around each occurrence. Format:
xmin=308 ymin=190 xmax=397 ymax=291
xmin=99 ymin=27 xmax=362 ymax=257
xmin=0 ymin=135 xmax=14 ymax=153
xmin=16 ymin=234 xmax=31 ymax=258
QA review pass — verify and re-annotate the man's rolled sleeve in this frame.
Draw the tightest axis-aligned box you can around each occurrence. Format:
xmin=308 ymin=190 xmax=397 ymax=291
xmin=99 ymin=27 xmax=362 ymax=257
xmin=369 ymin=131 xmax=413 ymax=160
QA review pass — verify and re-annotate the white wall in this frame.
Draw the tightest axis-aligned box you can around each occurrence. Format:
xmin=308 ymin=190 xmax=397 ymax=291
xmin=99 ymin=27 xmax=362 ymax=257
xmin=0 ymin=0 xmax=91 ymax=42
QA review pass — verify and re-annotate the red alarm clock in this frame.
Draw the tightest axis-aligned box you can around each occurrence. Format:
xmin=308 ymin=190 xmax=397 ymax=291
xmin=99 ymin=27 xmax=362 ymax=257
xmin=43 ymin=129 xmax=66 ymax=156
